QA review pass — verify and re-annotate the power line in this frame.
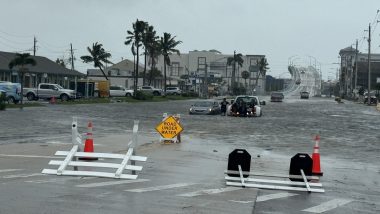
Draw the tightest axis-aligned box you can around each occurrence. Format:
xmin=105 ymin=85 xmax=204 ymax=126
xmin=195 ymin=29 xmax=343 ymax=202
xmin=0 ymin=40 xmax=29 ymax=52
xmin=0 ymin=34 xmax=31 ymax=45
xmin=37 ymin=39 xmax=70 ymax=49
xmin=0 ymin=29 xmax=33 ymax=38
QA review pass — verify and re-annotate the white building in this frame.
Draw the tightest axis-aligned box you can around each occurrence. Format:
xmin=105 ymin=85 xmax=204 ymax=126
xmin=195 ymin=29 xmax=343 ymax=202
xmin=155 ymin=50 xmax=267 ymax=95
xmin=87 ymin=59 xmax=164 ymax=89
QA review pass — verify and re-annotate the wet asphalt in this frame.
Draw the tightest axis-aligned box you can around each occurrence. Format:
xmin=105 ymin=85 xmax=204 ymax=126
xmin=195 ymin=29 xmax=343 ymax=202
xmin=0 ymin=96 xmax=379 ymax=213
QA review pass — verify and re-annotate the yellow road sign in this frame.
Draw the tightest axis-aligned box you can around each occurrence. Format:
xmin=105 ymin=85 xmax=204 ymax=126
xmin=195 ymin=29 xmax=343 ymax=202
xmin=155 ymin=116 xmax=183 ymax=139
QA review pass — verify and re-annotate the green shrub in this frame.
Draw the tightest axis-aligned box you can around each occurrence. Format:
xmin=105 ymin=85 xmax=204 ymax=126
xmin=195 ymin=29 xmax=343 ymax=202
xmin=0 ymin=92 xmax=6 ymax=110
xmin=232 ymin=85 xmax=246 ymax=95
xmin=134 ymin=91 xmax=153 ymax=100
xmin=182 ymin=91 xmax=198 ymax=97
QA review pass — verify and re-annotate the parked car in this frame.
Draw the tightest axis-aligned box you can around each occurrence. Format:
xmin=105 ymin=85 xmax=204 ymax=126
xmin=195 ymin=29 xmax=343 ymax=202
xmin=227 ymin=95 xmax=265 ymax=117
xmin=300 ymin=91 xmax=310 ymax=99
xmin=138 ymin=86 xmax=162 ymax=96
xmin=109 ymin=85 xmax=133 ymax=97
xmin=189 ymin=100 xmax=221 ymax=115
xmin=270 ymin=92 xmax=284 ymax=102
xmin=0 ymin=81 xmax=22 ymax=104
xmin=23 ymin=83 xmax=76 ymax=101
xmin=166 ymin=87 xmax=182 ymax=95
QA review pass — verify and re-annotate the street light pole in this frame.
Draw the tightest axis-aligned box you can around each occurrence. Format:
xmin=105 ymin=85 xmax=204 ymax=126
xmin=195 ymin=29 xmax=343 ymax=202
xmin=367 ymin=23 xmax=371 ymax=105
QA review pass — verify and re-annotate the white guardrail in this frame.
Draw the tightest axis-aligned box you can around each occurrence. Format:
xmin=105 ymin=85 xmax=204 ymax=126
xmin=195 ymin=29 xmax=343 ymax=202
xmin=42 ymin=117 xmax=147 ymax=179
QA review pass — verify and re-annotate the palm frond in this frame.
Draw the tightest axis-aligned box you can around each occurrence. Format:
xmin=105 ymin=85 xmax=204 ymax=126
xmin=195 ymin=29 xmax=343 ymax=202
xmin=80 ymin=55 xmax=93 ymax=63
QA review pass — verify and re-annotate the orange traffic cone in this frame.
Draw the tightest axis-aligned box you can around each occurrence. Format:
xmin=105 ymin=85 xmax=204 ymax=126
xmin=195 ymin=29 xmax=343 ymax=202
xmin=311 ymin=134 xmax=323 ymax=176
xmin=79 ymin=121 xmax=98 ymax=161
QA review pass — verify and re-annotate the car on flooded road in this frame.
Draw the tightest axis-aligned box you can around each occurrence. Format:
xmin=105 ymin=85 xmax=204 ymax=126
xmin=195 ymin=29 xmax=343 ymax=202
xmin=227 ymin=95 xmax=265 ymax=117
xmin=189 ymin=100 xmax=221 ymax=115
xmin=300 ymin=91 xmax=310 ymax=99
xmin=270 ymin=92 xmax=284 ymax=102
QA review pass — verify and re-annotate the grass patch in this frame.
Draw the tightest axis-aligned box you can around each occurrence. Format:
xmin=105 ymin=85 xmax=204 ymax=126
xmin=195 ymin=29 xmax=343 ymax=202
xmin=57 ymin=98 xmax=111 ymax=105
xmin=5 ymin=103 xmax=45 ymax=108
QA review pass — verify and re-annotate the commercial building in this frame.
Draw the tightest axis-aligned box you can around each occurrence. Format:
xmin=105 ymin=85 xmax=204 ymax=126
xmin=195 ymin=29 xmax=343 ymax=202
xmin=155 ymin=50 xmax=267 ymax=95
xmin=339 ymin=46 xmax=380 ymax=96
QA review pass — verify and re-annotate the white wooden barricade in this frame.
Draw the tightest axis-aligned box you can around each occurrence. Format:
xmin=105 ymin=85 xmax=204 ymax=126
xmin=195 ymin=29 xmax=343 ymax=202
xmin=159 ymin=113 xmax=181 ymax=143
xmin=225 ymin=166 xmax=325 ymax=193
xmin=42 ymin=118 xmax=147 ymax=179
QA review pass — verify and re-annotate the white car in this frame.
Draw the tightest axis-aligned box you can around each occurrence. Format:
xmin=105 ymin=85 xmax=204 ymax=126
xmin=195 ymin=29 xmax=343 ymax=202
xmin=227 ymin=95 xmax=265 ymax=117
xmin=166 ymin=87 xmax=182 ymax=95
xmin=109 ymin=85 xmax=133 ymax=97
xmin=138 ymin=86 xmax=162 ymax=96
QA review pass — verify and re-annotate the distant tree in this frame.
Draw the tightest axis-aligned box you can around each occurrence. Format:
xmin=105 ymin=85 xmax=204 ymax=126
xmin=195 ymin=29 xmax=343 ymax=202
xmin=147 ymin=40 xmax=161 ymax=85
xmin=142 ymin=68 xmax=162 ymax=86
xmin=55 ymin=58 xmax=66 ymax=67
xmin=125 ymin=19 xmax=147 ymax=96
xmin=241 ymin=70 xmax=249 ymax=87
xmin=80 ymin=42 xmax=113 ymax=80
xmin=254 ymin=57 xmax=269 ymax=89
xmin=159 ymin=32 xmax=182 ymax=95
xmin=142 ymin=24 xmax=158 ymax=86
xmin=8 ymin=53 xmax=37 ymax=105
xmin=227 ymin=52 xmax=244 ymax=88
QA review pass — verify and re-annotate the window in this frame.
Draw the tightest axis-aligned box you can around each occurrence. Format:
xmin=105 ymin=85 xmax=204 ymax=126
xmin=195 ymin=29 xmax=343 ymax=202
xmin=198 ymin=57 xmax=206 ymax=71
xmin=40 ymin=84 xmax=49 ymax=89
xmin=171 ymin=62 xmax=180 ymax=76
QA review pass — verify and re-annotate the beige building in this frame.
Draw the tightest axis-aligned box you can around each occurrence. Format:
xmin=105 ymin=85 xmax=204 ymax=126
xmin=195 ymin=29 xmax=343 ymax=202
xmin=156 ymin=50 xmax=266 ymax=95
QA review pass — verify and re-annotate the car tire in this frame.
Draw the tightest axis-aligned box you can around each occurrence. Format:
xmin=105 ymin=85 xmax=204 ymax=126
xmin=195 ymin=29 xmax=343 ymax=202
xmin=27 ymin=93 xmax=35 ymax=101
xmin=125 ymin=93 xmax=132 ymax=97
xmin=173 ymin=92 xmax=178 ymax=95
xmin=60 ymin=94 xmax=69 ymax=102
xmin=153 ymin=91 xmax=160 ymax=96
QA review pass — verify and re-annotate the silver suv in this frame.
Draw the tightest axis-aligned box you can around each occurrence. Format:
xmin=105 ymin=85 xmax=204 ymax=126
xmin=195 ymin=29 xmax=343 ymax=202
xmin=166 ymin=87 xmax=182 ymax=95
xmin=138 ymin=86 xmax=162 ymax=96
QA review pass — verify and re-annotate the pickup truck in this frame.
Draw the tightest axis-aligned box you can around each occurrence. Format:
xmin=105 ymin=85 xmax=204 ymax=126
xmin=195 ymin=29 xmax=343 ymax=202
xmin=227 ymin=95 xmax=266 ymax=117
xmin=24 ymin=83 xmax=76 ymax=101
xmin=138 ymin=86 xmax=162 ymax=96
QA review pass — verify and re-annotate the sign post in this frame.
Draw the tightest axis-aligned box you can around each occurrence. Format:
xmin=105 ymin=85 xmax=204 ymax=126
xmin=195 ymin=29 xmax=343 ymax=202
xmin=156 ymin=114 xmax=183 ymax=144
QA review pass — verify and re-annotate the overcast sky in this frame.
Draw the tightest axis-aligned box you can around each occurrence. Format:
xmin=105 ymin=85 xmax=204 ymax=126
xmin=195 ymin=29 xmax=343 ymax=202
xmin=1 ymin=0 xmax=379 ymax=80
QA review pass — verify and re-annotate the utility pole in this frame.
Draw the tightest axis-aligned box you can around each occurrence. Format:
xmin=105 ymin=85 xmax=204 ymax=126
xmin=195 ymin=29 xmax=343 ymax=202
xmin=70 ymin=43 xmax=75 ymax=70
xmin=354 ymin=39 xmax=358 ymax=92
xmin=33 ymin=36 xmax=37 ymax=56
xmin=204 ymin=63 xmax=208 ymax=98
xmin=232 ymin=50 xmax=236 ymax=88
xmin=367 ymin=23 xmax=371 ymax=105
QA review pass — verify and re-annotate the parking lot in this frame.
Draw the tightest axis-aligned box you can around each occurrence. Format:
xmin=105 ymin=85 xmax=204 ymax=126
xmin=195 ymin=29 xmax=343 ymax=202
xmin=1 ymin=97 xmax=380 ymax=213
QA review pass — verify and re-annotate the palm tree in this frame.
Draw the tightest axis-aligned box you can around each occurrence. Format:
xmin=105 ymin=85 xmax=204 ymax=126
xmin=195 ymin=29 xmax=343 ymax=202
xmin=8 ymin=53 xmax=37 ymax=106
xmin=147 ymin=68 xmax=163 ymax=85
xmin=142 ymin=24 xmax=158 ymax=86
xmin=56 ymin=58 xmax=66 ymax=67
xmin=241 ymin=70 xmax=250 ymax=87
xmin=80 ymin=42 xmax=113 ymax=80
xmin=254 ymin=57 xmax=269 ymax=89
xmin=227 ymin=52 xmax=244 ymax=87
xmin=147 ymin=39 xmax=161 ymax=85
xmin=125 ymin=19 xmax=147 ymax=95
xmin=159 ymin=32 xmax=182 ymax=95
